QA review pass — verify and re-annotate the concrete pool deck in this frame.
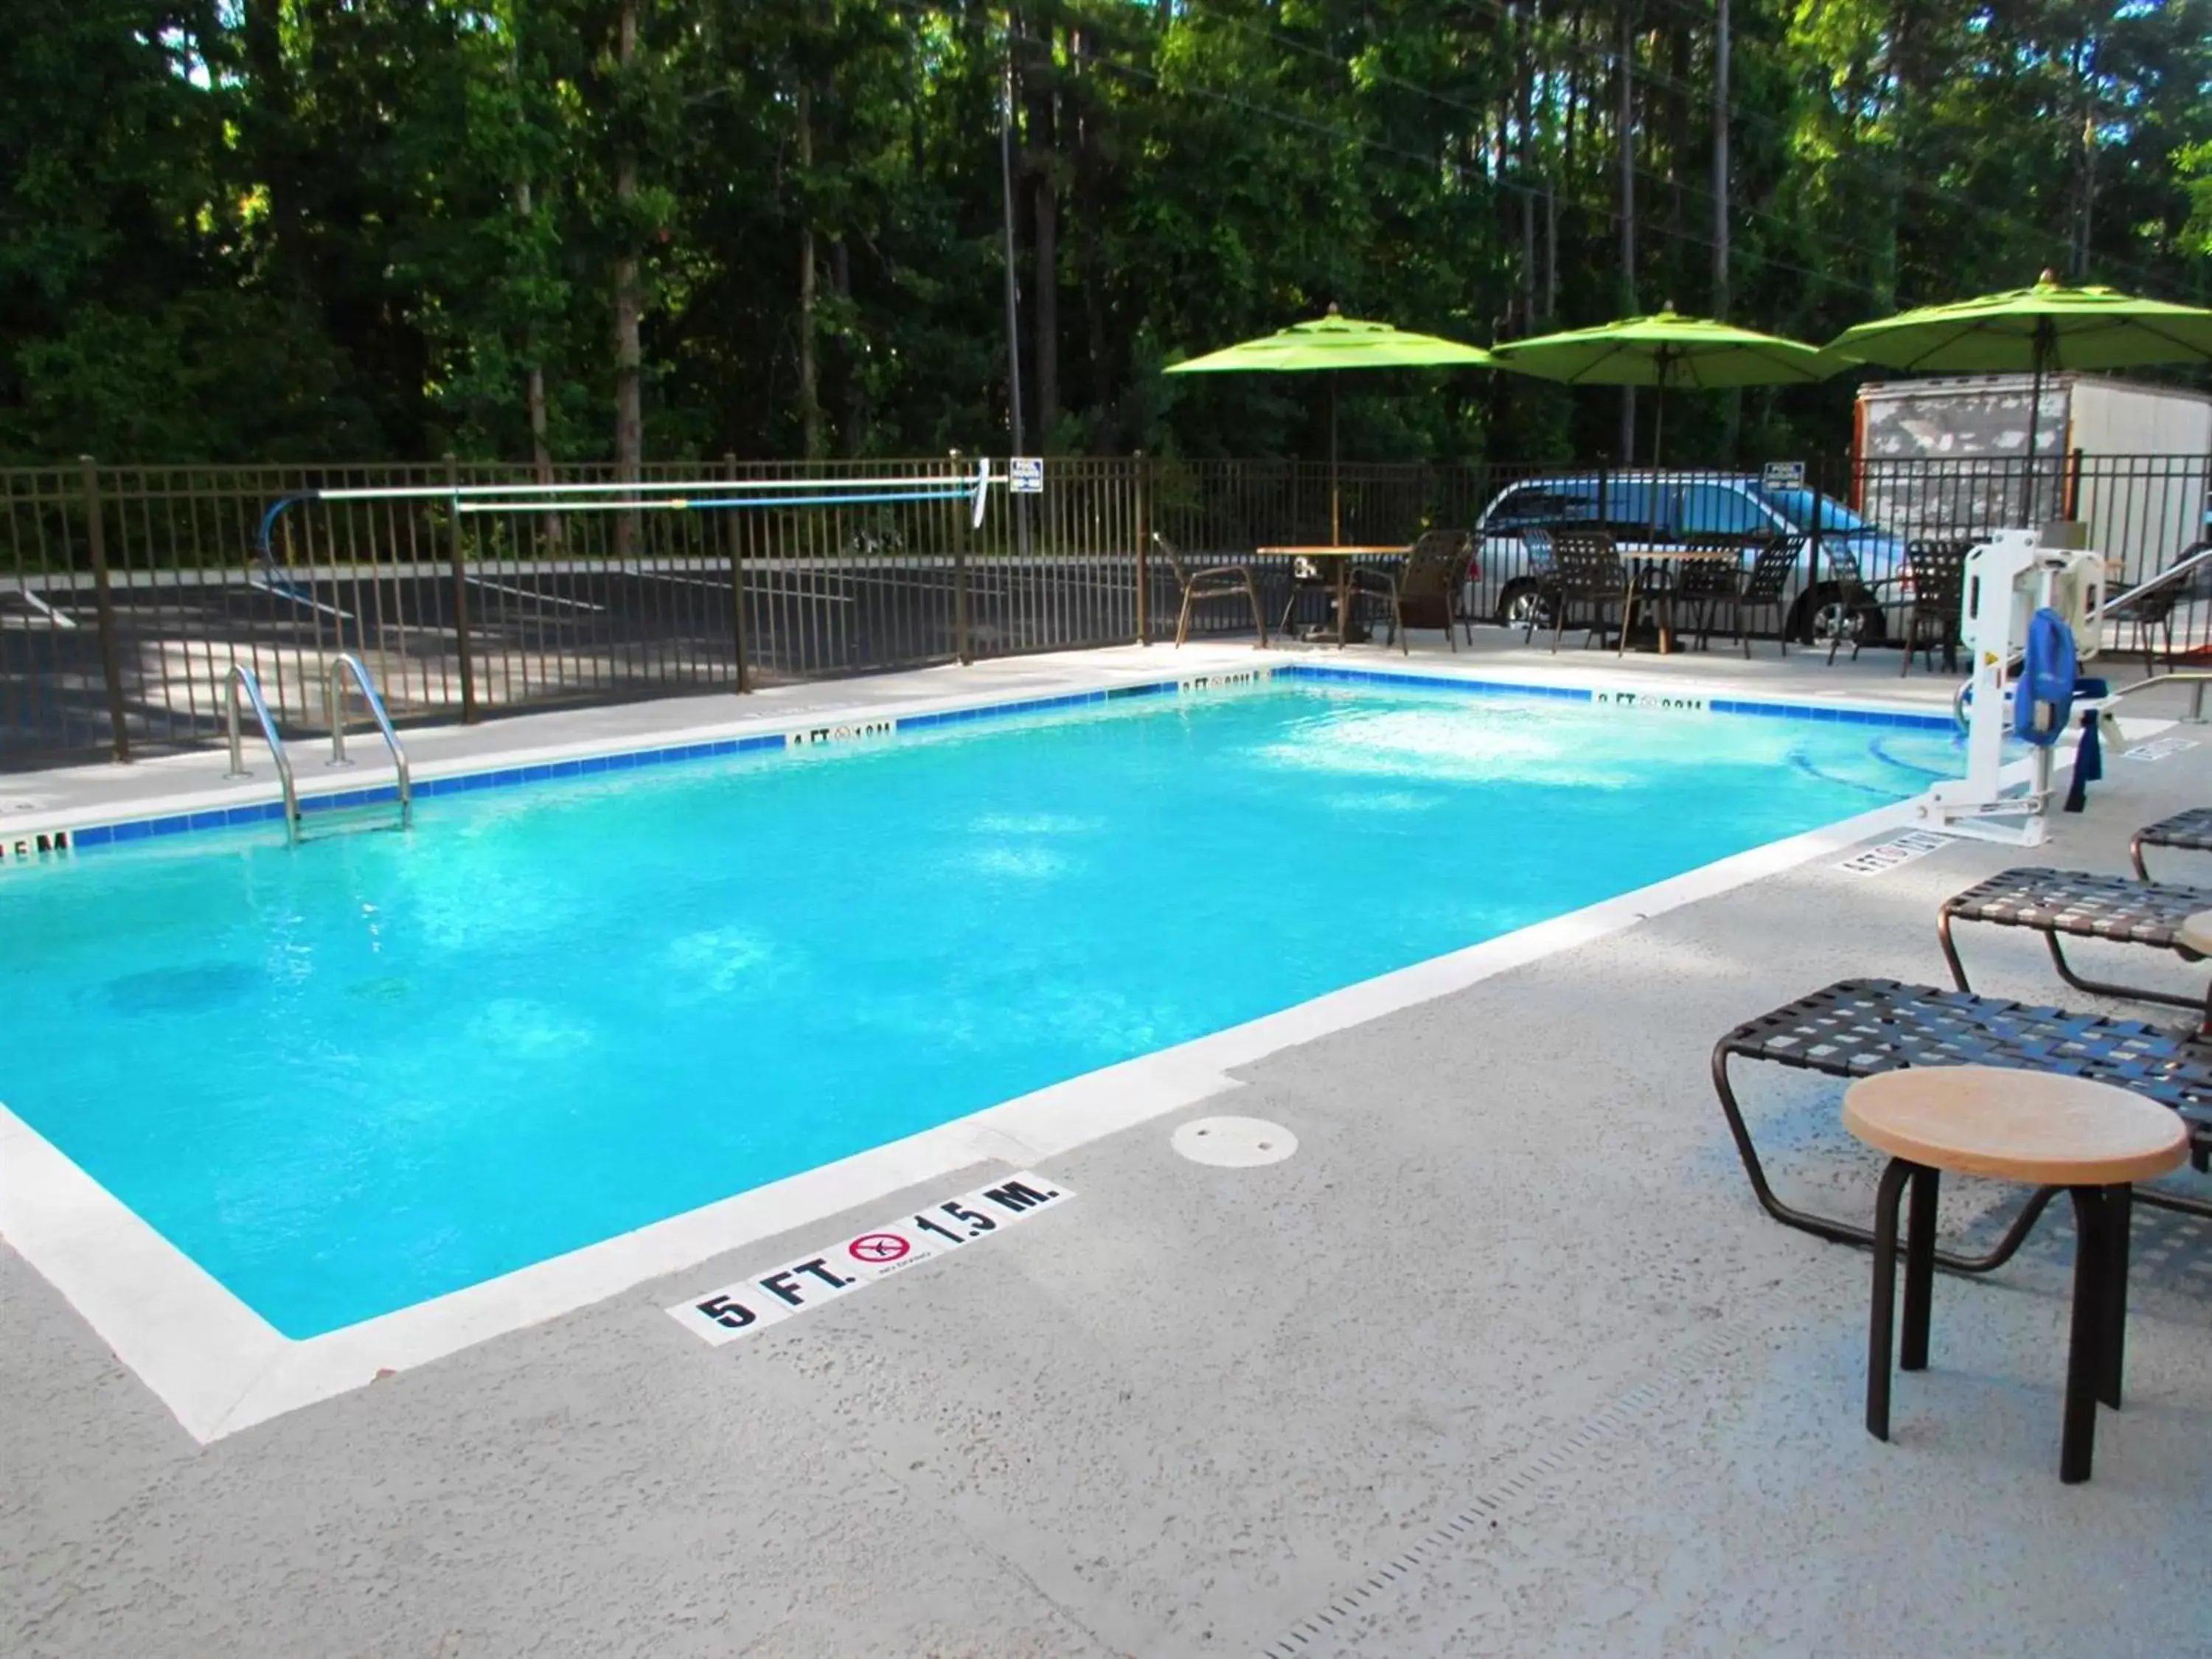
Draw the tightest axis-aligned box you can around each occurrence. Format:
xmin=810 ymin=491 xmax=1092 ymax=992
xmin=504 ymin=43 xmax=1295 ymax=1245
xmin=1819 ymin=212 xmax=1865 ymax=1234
xmin=5 ymin=634 xmax=2211 ymax=1656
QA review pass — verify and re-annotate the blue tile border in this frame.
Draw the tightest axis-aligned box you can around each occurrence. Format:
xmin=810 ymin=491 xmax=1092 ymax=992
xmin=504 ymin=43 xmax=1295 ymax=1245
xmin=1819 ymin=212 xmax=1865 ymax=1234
xmin=1273 ymin=663 xmax=1593 ymax=702
xmin=1706 ymin=695 xmax=1954 ymax=731
xmin=21 ymin=663 xmax=1958 ymax=866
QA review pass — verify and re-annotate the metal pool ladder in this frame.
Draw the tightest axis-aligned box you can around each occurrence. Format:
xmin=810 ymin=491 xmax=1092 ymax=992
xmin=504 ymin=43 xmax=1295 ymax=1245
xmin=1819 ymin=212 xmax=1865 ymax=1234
xmin=225 ymin=655 xmax=413 ymax=845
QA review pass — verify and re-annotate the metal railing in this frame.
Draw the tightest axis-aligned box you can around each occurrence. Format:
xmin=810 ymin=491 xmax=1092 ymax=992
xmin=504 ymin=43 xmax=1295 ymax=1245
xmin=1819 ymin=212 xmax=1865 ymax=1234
xmin=224 ymin=663 xmax=298 ymax=841
xmin=327 ymin=653 xmax=413 ymax=829
xmin=7 ymin=451 xmax=2206 ymax=768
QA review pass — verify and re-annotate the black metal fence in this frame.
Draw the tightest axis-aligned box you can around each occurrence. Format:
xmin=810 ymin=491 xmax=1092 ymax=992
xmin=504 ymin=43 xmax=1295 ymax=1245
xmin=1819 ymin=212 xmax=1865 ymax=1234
xmin=4 ymin=451 xmax=2206 ymax=767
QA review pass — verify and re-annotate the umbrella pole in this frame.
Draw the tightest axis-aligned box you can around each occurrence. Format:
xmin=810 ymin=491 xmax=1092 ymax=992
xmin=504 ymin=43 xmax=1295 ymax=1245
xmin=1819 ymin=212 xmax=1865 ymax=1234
xmin=1329 ymin=380 xmax=1341 ymax=545
xmin=2021 ymin=328 xmax=2049 ymax=526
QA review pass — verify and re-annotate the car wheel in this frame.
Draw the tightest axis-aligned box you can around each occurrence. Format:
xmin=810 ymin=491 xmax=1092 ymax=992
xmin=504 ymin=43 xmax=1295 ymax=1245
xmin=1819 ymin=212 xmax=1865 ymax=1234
xmin=1497 ymin=580 xmax=1551 ymax=631
xmin=1796 ymin=586 xmax=1887 ymax=649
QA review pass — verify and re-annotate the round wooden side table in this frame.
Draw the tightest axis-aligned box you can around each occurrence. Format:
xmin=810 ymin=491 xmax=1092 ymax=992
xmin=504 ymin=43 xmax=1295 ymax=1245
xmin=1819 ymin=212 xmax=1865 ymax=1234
xmin=1843 ymin=1064 xmax=2187 ymax=1483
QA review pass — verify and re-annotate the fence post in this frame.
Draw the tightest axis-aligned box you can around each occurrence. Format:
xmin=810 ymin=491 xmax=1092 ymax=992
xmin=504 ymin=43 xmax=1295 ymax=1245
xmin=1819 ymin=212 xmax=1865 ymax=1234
xmin=724 ymin=451 xmax=748 ymax=694
xmin=445 ymin=452 xmax=478 ymax=723
xmin=953 ymin=453 xmax=972 ymax=664
xmin=1133 ymin=452 xmax=1150 ymax=647
xmin=77 ymin=456 xmax=133 ymax=763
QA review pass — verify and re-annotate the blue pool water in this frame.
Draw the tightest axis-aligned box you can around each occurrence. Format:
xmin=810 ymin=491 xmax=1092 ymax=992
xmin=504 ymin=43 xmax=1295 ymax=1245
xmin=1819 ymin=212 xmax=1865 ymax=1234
xmin=0 ymin=684 xmax=1965 ymax=1337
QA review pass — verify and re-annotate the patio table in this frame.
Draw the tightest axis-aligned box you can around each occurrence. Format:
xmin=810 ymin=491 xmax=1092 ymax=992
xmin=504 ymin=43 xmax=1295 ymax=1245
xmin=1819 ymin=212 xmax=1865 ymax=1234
xmin=1256 ymin=544 xmax=1410 ymax=647
xmin=1621 ymin=546 xmax=1737 ymax=654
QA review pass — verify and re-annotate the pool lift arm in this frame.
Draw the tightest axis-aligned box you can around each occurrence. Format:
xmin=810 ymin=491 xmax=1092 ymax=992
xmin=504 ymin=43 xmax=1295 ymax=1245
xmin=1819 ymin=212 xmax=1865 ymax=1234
xmin=1921 ymin=528 xmax=2109 ymax=847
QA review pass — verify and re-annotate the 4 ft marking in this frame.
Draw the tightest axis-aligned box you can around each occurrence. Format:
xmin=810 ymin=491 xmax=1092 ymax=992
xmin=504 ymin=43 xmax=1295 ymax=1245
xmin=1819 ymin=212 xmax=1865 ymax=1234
xmin=667 ymin=1173 xmax=1071 ymax=1346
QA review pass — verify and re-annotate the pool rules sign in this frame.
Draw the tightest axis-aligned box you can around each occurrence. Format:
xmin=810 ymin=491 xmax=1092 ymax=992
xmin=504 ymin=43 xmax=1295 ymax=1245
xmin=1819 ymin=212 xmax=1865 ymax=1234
xmin=665 ymin=1172 xmax=1071 ymax=1346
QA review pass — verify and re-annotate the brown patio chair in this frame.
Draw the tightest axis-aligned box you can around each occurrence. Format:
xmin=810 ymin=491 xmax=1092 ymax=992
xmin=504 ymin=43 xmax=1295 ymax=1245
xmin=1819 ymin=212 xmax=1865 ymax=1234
xmin=1151 ymin=532 xmax=1267 ymax=649
xmin=1819 ymin=545 xmax=1882 ymax=665
xmin=1379 ymin=528 xmax=1472 ymax=653
xmin=1897 ymin=540 xmax=1969 ymax=675
xmin=1343 ymin=558 xmax=1410 ymax=655
xmin=2108 ymin=549 xmax=2201 ymax=673
xmin=1546 ymin=529 xmax=1627 ymax=654
xmin=1668 ymin=551 xmax=1744 ymax=652
xmin=1730 ymin=540 xmax=1799 ymax=658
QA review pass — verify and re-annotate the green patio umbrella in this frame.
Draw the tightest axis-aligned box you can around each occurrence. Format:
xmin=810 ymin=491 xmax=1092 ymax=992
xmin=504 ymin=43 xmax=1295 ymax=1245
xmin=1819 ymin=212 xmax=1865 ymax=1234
xmin=1828 ymin=272 xmax=2212 ymax=519
xmin=1165 ymin=306 xmax=1495 ymax=542
xmin=1485 ymin=306 xmax=1843 ymax=463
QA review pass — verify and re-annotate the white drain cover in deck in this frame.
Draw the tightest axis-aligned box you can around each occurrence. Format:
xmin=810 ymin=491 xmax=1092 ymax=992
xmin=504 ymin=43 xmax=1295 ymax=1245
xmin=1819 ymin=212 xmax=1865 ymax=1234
xmin=1172 ymin=1116 xmax=1298 ymax=1167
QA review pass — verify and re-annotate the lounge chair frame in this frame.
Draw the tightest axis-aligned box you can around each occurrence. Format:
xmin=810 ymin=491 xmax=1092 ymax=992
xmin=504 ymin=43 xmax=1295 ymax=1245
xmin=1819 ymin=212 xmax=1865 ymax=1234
xmin=1936 ymin=866 xmax=2211 ymax=1018
xmin=1712 ymin=978 xmax=2212 ymax=1276
xmin=2132 ymin=807 xmax=2212 ymax=881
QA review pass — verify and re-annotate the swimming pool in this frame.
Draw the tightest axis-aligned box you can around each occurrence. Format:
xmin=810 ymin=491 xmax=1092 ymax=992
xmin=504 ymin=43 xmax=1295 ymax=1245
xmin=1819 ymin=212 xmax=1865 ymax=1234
xmin=0 ymin=676 xmax=1964 ymax=1340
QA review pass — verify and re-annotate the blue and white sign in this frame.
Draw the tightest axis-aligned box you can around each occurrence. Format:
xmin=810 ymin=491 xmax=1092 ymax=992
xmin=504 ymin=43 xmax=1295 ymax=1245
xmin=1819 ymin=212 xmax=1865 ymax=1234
xmin=1009 ymin=456 xmax=1045 ymax=495
xmin=1761 ymin=460 xmax=1806 ymax=491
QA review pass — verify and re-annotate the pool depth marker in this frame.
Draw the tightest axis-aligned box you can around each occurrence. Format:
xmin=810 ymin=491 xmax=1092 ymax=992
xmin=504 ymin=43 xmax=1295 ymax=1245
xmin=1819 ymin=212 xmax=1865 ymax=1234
xmin=665 ymin=1171 xmax=1071 ymax=1346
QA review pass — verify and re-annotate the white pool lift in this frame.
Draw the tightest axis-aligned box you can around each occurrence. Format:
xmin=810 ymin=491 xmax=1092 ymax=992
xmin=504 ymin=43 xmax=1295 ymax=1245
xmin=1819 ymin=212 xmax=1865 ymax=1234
xmin=1921 ymin=526 xmax=2110 ymax=847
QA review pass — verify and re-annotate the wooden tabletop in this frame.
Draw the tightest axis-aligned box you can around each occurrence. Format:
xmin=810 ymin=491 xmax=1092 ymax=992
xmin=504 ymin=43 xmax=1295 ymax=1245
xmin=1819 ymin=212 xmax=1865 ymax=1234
xmin=1256 ymin=555 xmax=1407 ymax=571
xmin=1843 ymin=1065 xmax=2188 ymax=1186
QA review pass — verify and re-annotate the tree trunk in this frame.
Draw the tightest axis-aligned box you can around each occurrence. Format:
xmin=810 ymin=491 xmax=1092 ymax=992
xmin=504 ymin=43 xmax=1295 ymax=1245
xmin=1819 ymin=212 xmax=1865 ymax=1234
xmin=1073 ymin=27 xmax=1113 ymax=451
xmin=1713 ymin=0 xmax=1736 ymax=456
xmin=1545 ymin=184 xmax=1559 ymax=322
xmin=796 ymin=81 xmax=824 ymax=460
xmin=516 ymin=178 xmax=565 ymax=550
xmin=612 ymin=0 xmax=642 ymax=558
xmin=2070 ymin=35 xmax=2097 ymax=280
xmin=1026 ymin=21 xmax=1060 ymax=448
xmin=1517 ymin=2 xmax=1537 ymax=334
xmin=1711 ymin=0 xmax=1729 ymax=318
xmin=832 ymin=237 xmax=862 ymax=453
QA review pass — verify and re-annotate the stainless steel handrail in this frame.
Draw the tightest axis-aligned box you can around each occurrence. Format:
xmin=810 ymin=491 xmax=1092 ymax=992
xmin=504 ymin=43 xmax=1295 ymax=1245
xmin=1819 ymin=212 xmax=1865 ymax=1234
xmin=327 ymin=653 xmax=414 ymax=828
xmin=224 ymin=663 xmax=299 ymax=844
xmin=1950 ymin=540 xmax=2212 ymax=730
xmin=2098 ymin=669 xmax=2212 ymax=724
xmin=2103 ymin=538 xmax=2212 ymax=613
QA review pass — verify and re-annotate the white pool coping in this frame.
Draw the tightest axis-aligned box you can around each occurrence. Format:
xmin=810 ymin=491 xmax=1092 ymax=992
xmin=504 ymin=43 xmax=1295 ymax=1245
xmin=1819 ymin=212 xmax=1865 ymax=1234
xmin=0 ymin=659 xmax=2073 ymax=1442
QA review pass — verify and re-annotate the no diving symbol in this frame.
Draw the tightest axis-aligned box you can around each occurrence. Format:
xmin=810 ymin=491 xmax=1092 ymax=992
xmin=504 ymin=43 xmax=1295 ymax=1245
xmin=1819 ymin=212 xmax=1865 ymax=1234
xmin=848 ymin=1232 xmax=911 ymax=1265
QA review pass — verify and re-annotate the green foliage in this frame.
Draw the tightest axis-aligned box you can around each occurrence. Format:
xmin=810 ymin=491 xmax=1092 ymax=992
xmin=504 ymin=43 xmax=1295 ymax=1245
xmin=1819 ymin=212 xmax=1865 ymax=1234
xmin=3 ymin=0 xmax=2208 ymax=466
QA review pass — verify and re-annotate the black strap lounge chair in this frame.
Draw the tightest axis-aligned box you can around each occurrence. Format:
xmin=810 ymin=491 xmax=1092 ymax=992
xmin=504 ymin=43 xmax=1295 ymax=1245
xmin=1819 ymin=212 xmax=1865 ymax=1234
xmin=2132 ymin=807 xmax=2212 ymax=880
xmin=1712 ymin=978 xmax=2212 ymax=1275
xmin=1938 ymin=867 xmax=2212 ymax=1018
xmin=1151 ymin=532 xmax=1267 ymax=649
xmin=1380 ymin=528 xmax=1472 ymax=652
